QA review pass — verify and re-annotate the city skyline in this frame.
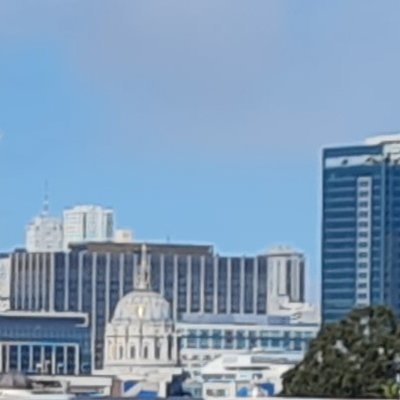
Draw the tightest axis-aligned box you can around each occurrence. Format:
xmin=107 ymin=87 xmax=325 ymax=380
xmin=3 ymin=0 xmax=400 ymax=302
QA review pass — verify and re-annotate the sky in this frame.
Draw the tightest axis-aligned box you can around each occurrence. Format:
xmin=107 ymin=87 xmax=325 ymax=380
xmin=1 ymin=0 xmax=400 ymax=302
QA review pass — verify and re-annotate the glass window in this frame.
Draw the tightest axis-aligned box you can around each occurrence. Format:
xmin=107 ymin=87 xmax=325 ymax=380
xmin=358 ymin=283 xmax=367 ymax=289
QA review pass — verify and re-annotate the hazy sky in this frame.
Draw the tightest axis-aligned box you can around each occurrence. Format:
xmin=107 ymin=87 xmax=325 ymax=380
xmin=1 ymin=0 xmax=400 ymax=301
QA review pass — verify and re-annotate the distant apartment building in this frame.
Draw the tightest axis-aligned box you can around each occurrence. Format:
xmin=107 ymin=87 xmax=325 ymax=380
xmin=322 ymin=134 xmax=400 ymax=324
xmin=25 ymin=197 xmax=63 ymax=253
xmin=62 ymin=205 xmax=114 ymax=250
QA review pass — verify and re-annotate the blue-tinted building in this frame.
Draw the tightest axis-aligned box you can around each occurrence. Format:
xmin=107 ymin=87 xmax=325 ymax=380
xmin=7 ymin=242 xmax=308 ymax=372
xmin=0 ymin=311 xmax=90 ymax=374
xmin=322 ymin=134 xmax=400 ymax=323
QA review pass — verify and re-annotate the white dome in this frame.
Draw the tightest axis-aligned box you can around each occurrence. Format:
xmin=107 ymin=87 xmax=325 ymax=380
xmin=112 ymin=290 xmax=171 ymax=323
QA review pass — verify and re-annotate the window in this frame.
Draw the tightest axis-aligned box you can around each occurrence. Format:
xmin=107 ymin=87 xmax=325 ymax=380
xmin=358 ymin=221 xmax=368 ymax=228
xmin=130 ymin=346 xmax=135 ymax=359
xmin=358 ymin=293 xmax=367 ymax=299
xmin=358 ymin=262 xmax=368 ymax=269
xmin=359 ymin=181 xmax=370 ymax=187
xmin=143 ymin=346 xmax=148 ymax=359
xmin=155 ymin=344 xmax=161 ymax=360
xmin=359 ymin=191 xmax=369 ymax=197
xmin=359 ymin=201 xmax=368 ymax=208
xmin=358 ymin=273 xmax=367 ymax=279
xmin=358 ymin=283 xmax=367 ymax=289
xmin=358 ymin=211 xmax=369 ymax=218
xmin=119 ymin=346 xmax=124 ymax=359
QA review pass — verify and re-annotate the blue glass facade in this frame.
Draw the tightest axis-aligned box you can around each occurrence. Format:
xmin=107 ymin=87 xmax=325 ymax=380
xmin=322 ymin=139 xmax=400 ymax=323
xmin=0 ymin=313 xmax=90 ymax=375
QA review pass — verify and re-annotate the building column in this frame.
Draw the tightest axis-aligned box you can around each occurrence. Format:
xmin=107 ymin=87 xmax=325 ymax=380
xmin=160 ymin=254 xmax=165 ymax=297
xmin=253 ymin=257 xmax=258 ymax=315
xmin=51 ymin=346 xmax=56 ymax=375
xmin=63 ymin=346 xmax=68 ymax=375
xmin=29 ymin=345 xmax=34 ymax=372
xmin=213 ymin=256 xmax=218 ymax=314
xmin=17 ymin=345 xmax=21 ymax=371
xmin=105 ymin=253 xmax=111 ymax=322
xmin=200 ymin=256 xmax=205 ymax=314
xmin=78 ymin=252 xmax=83 ymax=311
xmin=119 ymin=253 xmax=124 ymax=298
xmin=64 ymin=253 xmax=69 ymax=311
xmin=40 ymin=346 xmax=45 ymax=372
xmin=186 ymin=256 xmax=192 ymax=313
xmin=173 ymin=255 xmax=178 ymax=321
xmin=74 ymin=346 xmax=79 ymax=375
xmin=227 ymin=258 xmax=232 ymax=314
xmin=0 ymin=344 xmax=3 ymax=372
xmin=41 ymin=253 xmax=47 ymax=310
xmin=5 ymin=345 xmax=10 ymax=372
xmin=28 ymin=255 xmax=33 ymax=309
xmin=21 ymin=253 xmax=26 ymax=309
xmin=14 ymin=253 xmax=19 ymax=310
xmin=91 ymin=253 xmax=97 ymax=371
xmin=35 ymin=253 xmax=40 ymax=310
xmin=240 ymin=257 xmax=245 ymax=314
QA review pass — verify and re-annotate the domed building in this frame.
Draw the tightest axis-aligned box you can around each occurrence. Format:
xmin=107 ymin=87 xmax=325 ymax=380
xmin=100 ymin=245 xmax=182 ymax=398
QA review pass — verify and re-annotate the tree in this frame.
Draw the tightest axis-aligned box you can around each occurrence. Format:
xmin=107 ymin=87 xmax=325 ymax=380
xmin=281 ymin=306 xmax=400 ymax=398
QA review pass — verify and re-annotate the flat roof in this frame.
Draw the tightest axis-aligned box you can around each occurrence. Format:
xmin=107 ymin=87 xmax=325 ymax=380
xmin=69 ymin=241 xmax=214 ymax=255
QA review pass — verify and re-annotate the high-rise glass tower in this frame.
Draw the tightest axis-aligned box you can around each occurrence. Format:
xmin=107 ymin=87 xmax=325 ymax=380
xmin=322 ymin=134 xmax=400 ymax=323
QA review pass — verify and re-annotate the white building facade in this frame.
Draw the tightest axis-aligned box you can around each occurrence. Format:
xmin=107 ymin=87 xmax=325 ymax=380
xmin=62 ymin=205 xmax=114 ymax=250
xmin=99 ymin=245 xmax=182 ymax=398
xmin=25 ymin=215 xmax=63 ymax=253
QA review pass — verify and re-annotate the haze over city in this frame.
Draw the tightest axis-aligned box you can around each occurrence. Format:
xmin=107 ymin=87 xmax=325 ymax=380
xmin=2 ymin=0 xmax=400 ymax=304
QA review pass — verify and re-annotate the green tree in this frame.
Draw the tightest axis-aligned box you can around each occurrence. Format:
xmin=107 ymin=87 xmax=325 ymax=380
xmin=281 ymin=306 xmax=400 ymax=398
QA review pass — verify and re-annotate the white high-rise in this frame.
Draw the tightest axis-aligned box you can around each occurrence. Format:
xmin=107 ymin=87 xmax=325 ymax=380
xmin=25 ymin=196 xmax=63 ymax=253
xmin=63 ymin=205 xmax=114 ymax=250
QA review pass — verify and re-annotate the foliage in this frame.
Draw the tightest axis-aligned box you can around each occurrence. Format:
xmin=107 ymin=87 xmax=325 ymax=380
xmin=382 ymin=382 xmax=400 ymax=399
xmin=281 ymin=306 xmax=400 ymax=398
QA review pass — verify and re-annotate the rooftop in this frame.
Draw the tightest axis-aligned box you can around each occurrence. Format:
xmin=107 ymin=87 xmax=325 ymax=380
xmin=365 ymin=133 xmax=400 ymax=145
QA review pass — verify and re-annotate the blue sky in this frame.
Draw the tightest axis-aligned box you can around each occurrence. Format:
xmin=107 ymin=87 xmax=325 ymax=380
xmin=1 ymin=0 xmax=400 ymax=301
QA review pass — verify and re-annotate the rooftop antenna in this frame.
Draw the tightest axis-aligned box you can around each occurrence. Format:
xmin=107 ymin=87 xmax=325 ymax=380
xmin=42 ymin=180 xmax=49 ymax=216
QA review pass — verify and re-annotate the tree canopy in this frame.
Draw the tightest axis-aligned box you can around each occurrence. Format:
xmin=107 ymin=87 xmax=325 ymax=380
xmin=281 ymin=306 xmax=400 ymax=398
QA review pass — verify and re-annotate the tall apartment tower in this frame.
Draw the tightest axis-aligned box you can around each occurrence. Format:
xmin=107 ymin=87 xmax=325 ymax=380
xmin=25 ymin=193 xmax=63 ymax=253
xmin=322 ymin=134 xmax=400 ymax=324
xmin=63 ymin=205 xmax=114 ymax=250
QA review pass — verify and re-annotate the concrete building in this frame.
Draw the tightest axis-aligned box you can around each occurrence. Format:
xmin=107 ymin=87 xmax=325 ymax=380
xmin=98 ymin=245 xmax=183 ymax=398
xmin=187 ymin=350 xmax=303 ymax=399
xmin=62 ymin=205 xmax=114 ymax=250
xmin=322 ymin=134 xmax=400 ymax=323
xmin=25 ymin=197 xmax=63 ymax=253
xmin=0 ymin=241 xmax=319 ymax=378
xmin=114 ymin=229 xmax=134 ymax=243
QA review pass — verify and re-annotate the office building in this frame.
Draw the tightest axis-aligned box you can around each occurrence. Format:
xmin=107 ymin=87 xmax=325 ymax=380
xmin=322 ymin=134 xmax=400 ymax=323
xmin=62 ymin=205 xmax=114 ymax=250
xmin=1 ymin=241 xmax=318 ymax=375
